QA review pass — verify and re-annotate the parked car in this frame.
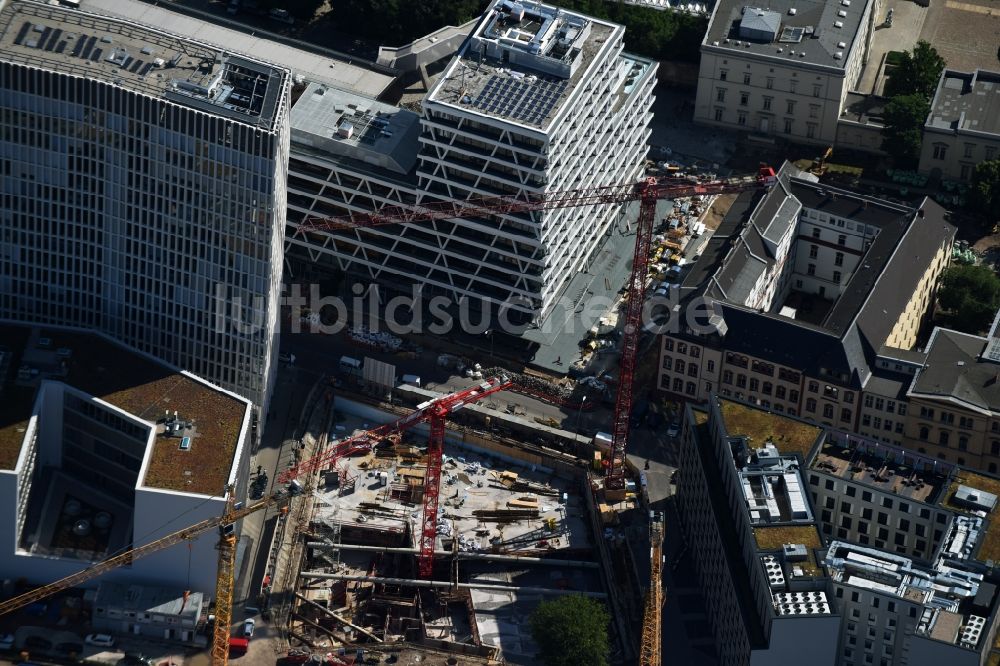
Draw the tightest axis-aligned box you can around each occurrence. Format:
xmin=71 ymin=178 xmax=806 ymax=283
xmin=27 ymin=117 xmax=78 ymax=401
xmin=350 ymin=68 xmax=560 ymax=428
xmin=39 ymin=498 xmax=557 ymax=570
xmin=666 ymin=421 xmax=681 ymax=438
xmin=243 ymin=618 xmax=256 ymax=638
xmin=269 ymin=7 xmax=293 ymax=23
xmin=0 ymin=634 xmax=14 ymax=650
xmin=85 ymin=634 xmax=115 ymax=647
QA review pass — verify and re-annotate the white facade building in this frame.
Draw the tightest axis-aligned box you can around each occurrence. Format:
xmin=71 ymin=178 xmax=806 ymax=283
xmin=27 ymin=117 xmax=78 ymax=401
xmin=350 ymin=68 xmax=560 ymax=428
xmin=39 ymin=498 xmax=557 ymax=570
xmin=0 ymin=0 xmax=291 ymax=409
xmin=283 ymin=0 xmax=656 ymax=324
xmin=0 ymin=326 xmax=252 ymax=595
xmin=695 ymin=0 xmax=879 ymax=145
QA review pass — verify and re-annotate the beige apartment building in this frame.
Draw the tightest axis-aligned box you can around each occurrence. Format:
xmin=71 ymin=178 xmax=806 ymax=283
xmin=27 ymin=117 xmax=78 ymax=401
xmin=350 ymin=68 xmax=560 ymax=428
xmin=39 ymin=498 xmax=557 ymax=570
xmin=919 ymin=69 xmax=1000 ymax=182
xmin=695 ymin=0 xmax=879 ymax=145
xmin=659 ymin=163 xmax=954 ymax=434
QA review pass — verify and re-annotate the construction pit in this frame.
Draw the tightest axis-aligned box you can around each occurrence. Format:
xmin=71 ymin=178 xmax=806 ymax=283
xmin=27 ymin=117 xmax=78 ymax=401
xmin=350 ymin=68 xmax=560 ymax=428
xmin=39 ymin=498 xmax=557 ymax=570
xmin=287 ymin=412 xmax=608 ymax=665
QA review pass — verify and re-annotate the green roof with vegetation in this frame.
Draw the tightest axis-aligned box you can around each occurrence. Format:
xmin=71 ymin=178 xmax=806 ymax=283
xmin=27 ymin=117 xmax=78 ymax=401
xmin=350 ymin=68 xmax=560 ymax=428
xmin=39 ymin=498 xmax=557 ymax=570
xmin=942 ymin=469 xmax=1000 ymax=563
xmin=718 ymin=399 xmax=823 ymax=460
xmin=0 ymin=326 xmax=247 ymax=495
xmin=753 ymin=525 xmax=824 ymax=577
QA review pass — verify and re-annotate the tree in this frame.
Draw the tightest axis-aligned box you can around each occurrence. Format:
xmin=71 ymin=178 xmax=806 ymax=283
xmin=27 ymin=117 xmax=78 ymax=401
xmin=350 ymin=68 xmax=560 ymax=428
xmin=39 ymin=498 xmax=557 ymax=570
xmin=881 ymin=94 xmax=929 ymax=163
xmin=969 ymin=160 xmax=1000 ymax=219
xmin=884 ymin=41 xmax=947 ymax=99
xmin=937 ymin=264 xmax=1000 ymax=334
xmin=530 ymin=595 xmax=610 ymax=666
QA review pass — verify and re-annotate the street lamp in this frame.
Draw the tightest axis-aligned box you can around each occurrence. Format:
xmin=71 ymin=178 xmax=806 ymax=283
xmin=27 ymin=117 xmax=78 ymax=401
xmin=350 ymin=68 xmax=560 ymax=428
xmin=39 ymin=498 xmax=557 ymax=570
xmin=576 ymin=395 xmax=588 ymax=434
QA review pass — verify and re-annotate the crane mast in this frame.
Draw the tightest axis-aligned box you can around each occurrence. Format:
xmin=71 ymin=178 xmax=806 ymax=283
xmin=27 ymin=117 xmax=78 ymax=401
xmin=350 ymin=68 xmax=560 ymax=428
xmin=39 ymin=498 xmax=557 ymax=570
xmin=640 ymin=511 xmax=665 ymax=666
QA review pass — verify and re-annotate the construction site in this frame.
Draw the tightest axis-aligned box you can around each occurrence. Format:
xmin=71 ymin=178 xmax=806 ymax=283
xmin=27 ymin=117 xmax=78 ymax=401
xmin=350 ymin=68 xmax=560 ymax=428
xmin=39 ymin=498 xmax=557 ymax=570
xmin=264 ymin=378 xmax=639 ymax=666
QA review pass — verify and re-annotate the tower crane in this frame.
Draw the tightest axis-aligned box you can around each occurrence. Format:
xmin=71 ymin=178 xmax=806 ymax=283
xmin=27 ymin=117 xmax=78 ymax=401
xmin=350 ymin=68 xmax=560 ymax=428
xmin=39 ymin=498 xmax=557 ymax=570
xmin=293 ymin=165 xmax=777 ymax=498
xmin=279 ymin=374 xmax=515 ymax=577
xmin=639 ymin=511 xmax=665 ymax=666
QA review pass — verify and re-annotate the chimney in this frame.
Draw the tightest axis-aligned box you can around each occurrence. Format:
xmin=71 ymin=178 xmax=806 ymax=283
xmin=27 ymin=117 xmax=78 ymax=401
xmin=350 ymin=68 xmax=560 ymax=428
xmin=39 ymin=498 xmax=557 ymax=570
xmin=918 ymin=208 xmax=925 ymax=218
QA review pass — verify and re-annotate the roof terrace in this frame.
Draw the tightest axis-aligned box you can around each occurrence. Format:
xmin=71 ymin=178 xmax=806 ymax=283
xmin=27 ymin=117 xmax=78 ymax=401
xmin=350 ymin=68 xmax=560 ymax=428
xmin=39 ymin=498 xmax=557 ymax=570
xmin=810 ymin=436 xmax=951 ymax=504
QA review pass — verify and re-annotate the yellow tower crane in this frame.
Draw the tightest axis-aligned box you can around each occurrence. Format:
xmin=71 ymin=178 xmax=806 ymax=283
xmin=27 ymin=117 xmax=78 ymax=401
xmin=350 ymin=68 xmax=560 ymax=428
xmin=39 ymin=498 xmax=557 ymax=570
xmin=0 ymin=487 xmax=291 ymax=666
xmin=639 ymin=511 xmax=665 ymax=666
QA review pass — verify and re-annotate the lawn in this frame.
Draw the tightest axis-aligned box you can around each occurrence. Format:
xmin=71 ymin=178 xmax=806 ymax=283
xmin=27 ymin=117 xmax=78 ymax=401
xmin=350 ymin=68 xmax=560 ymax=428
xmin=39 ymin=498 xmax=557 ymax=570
xmin=754 ymin=525 xmax=824 ymax=577
xmin=718 ymin=400 xmax=823 ymax=461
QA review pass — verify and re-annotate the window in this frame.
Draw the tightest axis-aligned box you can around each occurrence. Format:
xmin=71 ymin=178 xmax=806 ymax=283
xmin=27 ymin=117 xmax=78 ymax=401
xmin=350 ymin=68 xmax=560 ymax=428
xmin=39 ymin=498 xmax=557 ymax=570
xmin=809 ymin=245 xmax=818 ymax=259
xmin=960 ymin=164 xmax=971 ymax=180
xmin=707 ymin=360 xmax=715 ymax=372
xmin=959 ymin=416 xmax=973 ymax=429
xmin=690 ymin=347 xmax=700 ymax=358
xmin=790 ymin=79 xmax=797 ymax=93
xmin=749 ymin=378 xmax=760 ymax=392
xmin=823 ymin=404 xmax=834 ymax=419
xmin=811 ymin=227 xmax=821 ymax=239
xmin=809 ymin=104 xmax=819 ymax=118
xmin=806 ymin=123 xmax=816 ymax=139
xmin=988 ymin=147 xmax=997 ymax=160
xmin=920 ymin=406 xmax=934 ymax=419
xmin=808 ymin=263 xmax=816 ymax=275
xmin=939 ymin=431 xmax=950 ymax=446
xmin=993 ymin=440 xmax=1000 ymax=456
xmin=812 ymin=84 xmax=821 ymax=97
xmin=688 ymin=365 xmax=698 ymax=378
xmin=776 ymin=386 xmax=786 ymax=399
xmin=837 ymin=235 xmax=847 ymax=246
xmin=964 ymin=143 xmax=974 ymax=158
xmin=675 ymin=360 xmax=685 ymax=374
xmin=841 ymin=408 xmax=852 ymax=423
xmin=932 ymin=143 xmax=947 ymax=160
xmin=789 ymin=390 xmax=799 ymax=402
xmin=743 ymin=72 xmax=751 ymax=84
xmin=736 ymin=374 xmax=747 ymax=388
xmin=662 ymin=357 xmax=672 ymax=371
xmin=762 ymin=96 xmax=772 ymax=111
xmin=673 ymin=377 xmax=683 ymax=392
xmin=737 ymin=111 xmax=747 ymax=126
xmin=740 ymin=92 xmax=749 ymax=106
xmin=959 ymin=435 xmax=968 ymax=451
xmin=714 ymin=108 xmax=724 ymax=122
xmin=808 ymin=381 xmax=819 ymax=393
xmin=723 ymin=370 xmax=733 ymax=384
xmin=720 ymin=69 xmax=728 ymax=81
xmin=882 ymin=497 xmax=893 ymax=509
xmin=664 ymin=339 xmax=674 ymax=352
xmin=834 ymin=252 xmax=844 ymax=267
xmin=786 ymin=100 xmax=796 ymax=114
xmin=940 ymin=411 xmax=954 ymax=424
xmin=833 ymin=271 xmax=842 ymax=282
xmin=686 ymin=382 xmax=696 ymax=395
xmin=784 ymin=118 xmax=793 ymax=133
xmin=806 ymin=398 xmax=817 ymax=412
xmin=717 ymin=88 xmax=726 ymax=103
xmin=762 ymin=382 xmax=773 ymax=395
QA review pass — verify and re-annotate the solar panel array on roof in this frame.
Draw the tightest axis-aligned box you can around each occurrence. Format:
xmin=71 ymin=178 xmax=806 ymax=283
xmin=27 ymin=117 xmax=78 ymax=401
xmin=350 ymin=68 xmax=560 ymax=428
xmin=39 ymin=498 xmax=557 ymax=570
xmin=471 ymin=74 xmax=568 ymax=125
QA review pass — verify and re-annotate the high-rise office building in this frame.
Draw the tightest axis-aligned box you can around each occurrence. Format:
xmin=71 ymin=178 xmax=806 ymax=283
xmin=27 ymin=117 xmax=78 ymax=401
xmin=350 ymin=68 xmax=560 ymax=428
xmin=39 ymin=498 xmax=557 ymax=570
xmin=284 ymin=0 xmax=656 ymax=324
xmin=0 ymin=0 xmax=291 ymax=409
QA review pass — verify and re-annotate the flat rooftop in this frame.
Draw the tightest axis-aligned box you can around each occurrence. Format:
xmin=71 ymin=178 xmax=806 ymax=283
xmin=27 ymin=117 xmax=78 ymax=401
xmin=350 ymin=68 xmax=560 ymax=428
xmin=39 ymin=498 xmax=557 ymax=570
xmin=290 ymin=82 xmax=422 ymax=175
xmin=81 ymin=0 xmax=394 ymax=98
xmin=705 ymin=0 xmax=871 ymax=69
xmin=942 ymin=470 xmax=1000 ymax=563
xmin=826 ymin=540 xmax=998 ymax=651
xmin=0 ymin=325 xmax=248 ymax=495
xmin=94 ymin=582 xmax=204 ymax=621
xmin=428 ymin=0 xmax=619 ymax=130
xmin=0 ymin=0 xmax=288 ymax=130
xmin=927 ymin=69 xmax=1000 ymax=137
xmin=810 ymin=439 xmax=949 ymax=504
xmin=716 ymin=398 xmax=823 ymax=461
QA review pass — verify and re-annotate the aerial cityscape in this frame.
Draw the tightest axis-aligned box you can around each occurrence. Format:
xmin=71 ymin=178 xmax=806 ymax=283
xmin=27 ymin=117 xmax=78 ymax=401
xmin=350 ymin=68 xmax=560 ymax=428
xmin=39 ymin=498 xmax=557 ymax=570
xmin=0 ymin=0 xmax=999 ymax=664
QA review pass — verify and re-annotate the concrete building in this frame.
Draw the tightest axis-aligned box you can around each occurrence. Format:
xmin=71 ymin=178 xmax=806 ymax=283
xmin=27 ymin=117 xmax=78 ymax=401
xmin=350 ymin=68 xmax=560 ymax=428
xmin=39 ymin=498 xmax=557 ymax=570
xmin=92 ymin=583 xmax=205 ymax=642
xmin=0 ymin=325 xmax=252 ymax=595
xmin=680 ymin=396 xmax=1000 ymax=666
xmin=695 ymin=0 xmax=879 ymax=145
xmin=919 ymin=69 xmax=1000 ymax=182
xmin=283 ymin=0 xmax=656 ymax=325
xmin=658 ymin=163 xmax=954 ymax=434
xmin=0 ymin=0 xmax=291 ymax=409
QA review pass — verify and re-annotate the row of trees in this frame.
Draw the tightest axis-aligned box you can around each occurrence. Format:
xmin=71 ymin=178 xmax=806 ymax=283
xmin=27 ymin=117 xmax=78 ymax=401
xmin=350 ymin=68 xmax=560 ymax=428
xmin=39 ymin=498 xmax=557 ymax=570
xmin=327 ymin=0 xmax=705 ymax=62
xmin=881 ymin=41 xmax=946 ymax=164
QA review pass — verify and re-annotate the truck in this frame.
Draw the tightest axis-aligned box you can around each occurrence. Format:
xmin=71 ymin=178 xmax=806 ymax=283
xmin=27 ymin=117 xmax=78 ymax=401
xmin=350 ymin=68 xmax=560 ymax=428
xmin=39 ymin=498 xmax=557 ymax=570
xmin=229 ymin=638 xmax=249 ymax=656
xmin=338 ymin=356 xmax=362 ymax=376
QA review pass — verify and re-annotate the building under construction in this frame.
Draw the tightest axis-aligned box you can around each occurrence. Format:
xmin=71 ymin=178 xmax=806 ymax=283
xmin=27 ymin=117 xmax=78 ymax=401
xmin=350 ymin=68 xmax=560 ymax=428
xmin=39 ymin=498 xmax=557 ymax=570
xmin=281 ymin=400 xmax=623 ymax=665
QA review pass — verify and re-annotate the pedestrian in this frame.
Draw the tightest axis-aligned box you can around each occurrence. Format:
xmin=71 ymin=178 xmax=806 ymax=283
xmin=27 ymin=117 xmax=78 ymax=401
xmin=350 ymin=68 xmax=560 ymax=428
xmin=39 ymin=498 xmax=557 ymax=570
xmin=555 ymin=356 xmax=562 ymax=364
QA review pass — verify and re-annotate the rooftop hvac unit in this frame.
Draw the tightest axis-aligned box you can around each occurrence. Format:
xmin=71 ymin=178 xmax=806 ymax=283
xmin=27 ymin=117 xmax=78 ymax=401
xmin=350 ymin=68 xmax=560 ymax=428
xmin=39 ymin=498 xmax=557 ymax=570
xmin=834 ymin=51 xmax=843 ymax=59
xmin=834 ymin=20 xmax=844 ymax=27
xmin=838 ymin=41 xmax=846 ymax=47
xmin=788 ymin=7 xmax=796 ymax=14
xmin=838 ymin=10 xmax=847 ymax=17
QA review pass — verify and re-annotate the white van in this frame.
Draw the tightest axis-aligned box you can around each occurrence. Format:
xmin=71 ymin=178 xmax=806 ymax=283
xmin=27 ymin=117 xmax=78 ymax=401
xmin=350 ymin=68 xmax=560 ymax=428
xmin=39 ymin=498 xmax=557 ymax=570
xmin=400 ymin=374 xmax=422 ymax=387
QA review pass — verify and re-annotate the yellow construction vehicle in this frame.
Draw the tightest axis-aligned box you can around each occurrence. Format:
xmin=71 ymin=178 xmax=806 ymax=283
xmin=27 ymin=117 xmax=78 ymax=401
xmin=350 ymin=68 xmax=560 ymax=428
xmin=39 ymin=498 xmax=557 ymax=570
xmin=639 ymin=511 xmax=665 ymax=666
xmin=811 ymin=147 xmax=833 ymax=175
xmin=0 ymin=487 xmax=292 ymax=665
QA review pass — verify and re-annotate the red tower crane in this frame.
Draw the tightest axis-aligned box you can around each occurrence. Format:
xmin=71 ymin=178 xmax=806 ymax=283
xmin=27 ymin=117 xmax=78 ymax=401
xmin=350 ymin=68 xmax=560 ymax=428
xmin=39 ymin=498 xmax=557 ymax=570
xmin=279 ymin=375 xmax=514 ymax=577
xmin=292 ymin=165 xmax=777 ymax=499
